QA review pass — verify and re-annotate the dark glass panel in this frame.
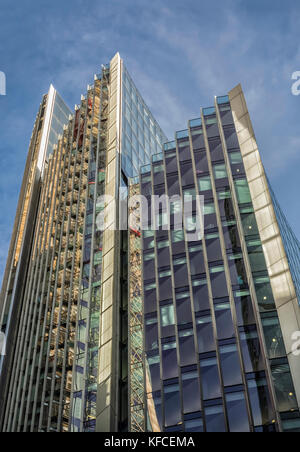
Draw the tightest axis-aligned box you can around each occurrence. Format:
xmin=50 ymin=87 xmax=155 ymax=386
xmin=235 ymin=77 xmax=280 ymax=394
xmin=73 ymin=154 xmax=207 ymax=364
xmin=179 ymin=329 xmax=196 ymax=366
xmin=147 ymin=391 xmax=163 ymax=432
xmin=271 ymin=364 xmax=298 ymax=412
xmin=182 ymin=371 xmax=201 ymax=414
xmin=193 ymin=280 xmax=210 ymax=312
xmin=200 ymin=357 xmax=221 ymax=400
xmin=180 ymin=161 xmax=194 ymax=186
xmin=159 ymin=276 xmax=173 ymax=301
xmin=206 ymin=236 xmax=223 ymax=262
xmin=145 ymin=314 xmax=158 ymax=351
xmin=194 ymin=150 xmax=209 ymax=174
xmin=240 ymin=327 xmax=264 ymax=373
xmin=215 ymin=302 xmax=235 ymax=340
xmin=185 ymin=417 xmax=204 ymax=432
xmin=205 ymin=404 xmax=226 ymax=432
xmin=196 ymin=316 xmax=215 ymax=353
xmin=234 ymin=290 xmax=256 ymax=326
xmin=162 ymin=341 xmax=178 ymax=380
xmin=146 ymin=352 xmax=161 ymax=392
xmin=164 ymin=384 xmax=181 ymax=427
xmin=226 ymin=392 xmax=250 ymax=432
xmin=219 ymin=344 xmax=242 ymax=386
xmin=262 ymin=315 xmax=286 ymax=359
xmin=247 ymin=377 xmax=275 ymax=426
xmin=210 ymin=266 xmax=228 ymax=298
xmin=228 ymin=254 xmax=248 ymax=287
xmin=176 ymin=295 xmax=193 ymax=325
xmin=209 ymin=137 xmax=224 ymax=162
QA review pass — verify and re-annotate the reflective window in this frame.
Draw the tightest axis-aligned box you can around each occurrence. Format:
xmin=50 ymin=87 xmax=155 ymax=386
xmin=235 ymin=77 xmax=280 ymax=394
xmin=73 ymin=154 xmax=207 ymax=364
xmin=204 ymin=404 xmax=226 ymax=432
xmin=219 ymin=344 xmax=242 ymax=386
xmin=160 ymin=304 xmax=175 ymax=327
xmin=234 ymin=290 xmax=256 ymax=326
xmin=262 ymin=315 xmax=286 ymax=358
xmin=254 ymin=276 xmax=276 ymax=311
xmin=185 ymin=417 xmax=204 ymax=432
xmin=214 ymin=164 xmax=227 ymax=180
xmin=215 ymin=302 xmax=235 ymax=339
xmin=164 ymin=384 xmax=181 ymax=427
xmin=182 ymin=371 xmax=201 ymax=414
xmin=196 ymin=316 xmax=215 ymax=353
xmin=200 ymin=357 xmax=221 ymax=400
xmin=179 ymin=329 xmax=196 ymax=366
xmin=271 ymin=363 xmax=298 ymax=412
xmin=247 ymin=377 xmax=274 ymax=427
xmin=226 ymin=392 xmax=250 ymax=432
xmin=162 ymin=341 xmax=178 ymax=379
xmin=234 ymin=179 xmax=252 ymax=204
xmin=240 ymin=327 xmax=264 ymax=372
xmin=198 ymin=176 xmax=212 ymax=192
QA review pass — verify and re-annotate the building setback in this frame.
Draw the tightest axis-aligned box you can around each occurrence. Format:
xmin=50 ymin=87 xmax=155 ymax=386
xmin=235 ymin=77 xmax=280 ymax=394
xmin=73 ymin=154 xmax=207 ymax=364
xmin=132 ymin=86 xmax=300 ymax=433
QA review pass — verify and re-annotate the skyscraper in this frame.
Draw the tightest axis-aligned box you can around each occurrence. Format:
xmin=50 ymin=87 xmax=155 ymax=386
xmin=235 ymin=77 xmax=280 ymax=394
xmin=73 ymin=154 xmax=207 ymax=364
xmin=0 ymin=53 xmax=167 ymax=432
xmin=1 ymin=55 xmax=300 ymax=434
xmin=132 ymin=85 xmax=300 ymax=433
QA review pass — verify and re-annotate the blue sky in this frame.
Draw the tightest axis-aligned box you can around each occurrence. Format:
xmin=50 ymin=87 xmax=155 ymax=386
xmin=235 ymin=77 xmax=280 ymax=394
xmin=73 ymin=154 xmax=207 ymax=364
xmin=0 ymin=0 xmax=300 ymax=281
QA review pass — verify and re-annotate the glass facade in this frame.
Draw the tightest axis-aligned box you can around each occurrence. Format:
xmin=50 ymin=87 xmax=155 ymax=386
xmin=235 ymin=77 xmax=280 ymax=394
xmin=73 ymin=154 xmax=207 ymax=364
xmin=121 ymin=66 xmax=167 ymax=178
xmin=269 ymin=181 xmax=300 ymax=304
xmin=137 ymin=95 xmax=300 ymax=432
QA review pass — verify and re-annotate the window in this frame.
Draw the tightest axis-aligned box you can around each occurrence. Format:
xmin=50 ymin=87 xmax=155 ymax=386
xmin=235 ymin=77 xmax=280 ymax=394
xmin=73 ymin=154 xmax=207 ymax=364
xmin=229 ymin=152 xmax=243 ymax=165
xmin=179 ymin=329 xmax=196 ymax=366
xmin=164 ymin=384 xmax=181 ymax=427
xmin=204 ymin=405 xmax=226 ymax=432
xmin=198 ymin=176 xmax=212 ymax=192
xmin=215 ymin=303 xmax=235 ymax=340
xmin=234 ymin=179 xmax=251 ymax=204
xmin=247 ymin=377 xmax=274 ymax=427
xmin=225 ymin=392 xmax=250 ymax=432
xmin=214 ymin=164 xmax=227 ymax=180
xmin=254 ymin=276 xmax=276 ymax=311
xmin=200 ymin=357 xmax=221 ymax=400
xmin=262 ymin=315 xmax=286 ymax=358
xmin=240 ymin=328 xmax=264 ymax=373
xmin=182 ymin=371 xmax=201 ymax=414
xmin=196 ymin=316 xmax=215 ymax=353
xmin=219 ymin=344 xmax=242 ymax=386
xmin=271 ymin=364 xmax=298 ymax=412
xmin=204 ymin=203 xmax=215 ymax=215
xmin=162 ymin=341 xmax=178 ymax=380
xmin=160 ymin=304 xmax=175 ymax=327
xmin=172 ymin=230 xmax=184 ymax=242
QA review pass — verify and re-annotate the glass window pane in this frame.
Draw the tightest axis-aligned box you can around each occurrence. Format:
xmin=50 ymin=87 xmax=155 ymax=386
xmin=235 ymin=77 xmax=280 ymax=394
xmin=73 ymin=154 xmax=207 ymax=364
xmin=200 ymin=357 xmax=221 ymax=400
xmin=214 ymin=164 xmax=227 ymax=179
xmin=226 ymin=392 xmax=250 ymax=432
xmin=220 ymin=344 xmax=242 ymax=386
xmin=235 ymin=179 xmax=252 ymax=204
xmin=205 ymin=405 xmax=226 ymax=432
xmin=160 ymin=304 xmax=175 ymax=327
xmin=164 ymin=384 xmax=181 ymax=427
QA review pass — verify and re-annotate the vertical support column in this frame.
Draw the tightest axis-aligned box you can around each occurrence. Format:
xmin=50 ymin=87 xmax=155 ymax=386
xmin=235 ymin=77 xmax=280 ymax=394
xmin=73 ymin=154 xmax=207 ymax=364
xmin=229 ymin=84 xmax=300 ymax=409
xmin=96 ymin=53 xmax=122 ymax=432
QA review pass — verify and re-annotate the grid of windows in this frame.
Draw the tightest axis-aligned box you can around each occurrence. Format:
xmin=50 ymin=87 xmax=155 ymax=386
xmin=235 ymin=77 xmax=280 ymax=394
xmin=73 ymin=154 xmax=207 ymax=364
xmin=122 ymin=66 xmax=167 ymax=178
xmin=139 ymin=97 xmax=300 ymax=432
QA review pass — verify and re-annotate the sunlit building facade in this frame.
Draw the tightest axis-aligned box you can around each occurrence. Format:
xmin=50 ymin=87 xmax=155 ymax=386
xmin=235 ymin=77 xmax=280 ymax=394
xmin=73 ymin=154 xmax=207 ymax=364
xmin=131 ymin=85 xmax=300 ymax=433
xmin=0 ymin=53 xmax=166 ymax=432
xmin=2 ymin=56 xmax=300 ymax=434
